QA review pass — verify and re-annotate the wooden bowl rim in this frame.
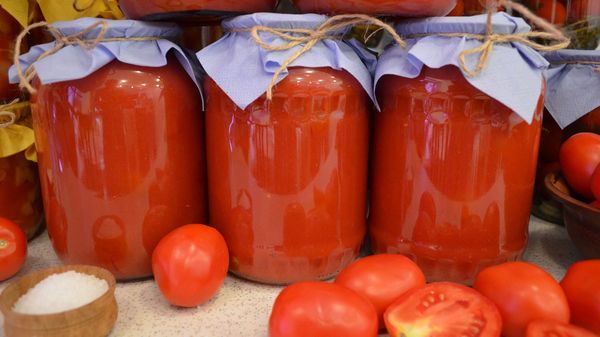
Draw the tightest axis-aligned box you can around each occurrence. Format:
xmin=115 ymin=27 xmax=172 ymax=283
xmin=544 ymin=169 xmax=600 ymax=214
xmin=0 ymin=265 xmax=117 ymax=323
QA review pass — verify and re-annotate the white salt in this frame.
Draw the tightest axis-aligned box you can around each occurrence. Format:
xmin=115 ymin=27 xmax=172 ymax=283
xmin=12 ymin=271 xmax=109 ymax=314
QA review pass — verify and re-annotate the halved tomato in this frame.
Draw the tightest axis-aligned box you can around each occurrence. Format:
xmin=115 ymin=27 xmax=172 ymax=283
xmin=526 ymin=319 xmax=599 ymax=337
xmin=384 ymin=282 xmax=502 ymax=337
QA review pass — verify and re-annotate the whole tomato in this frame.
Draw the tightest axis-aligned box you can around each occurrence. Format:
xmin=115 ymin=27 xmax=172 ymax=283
xmin=534 ymin=0 xmax=567 ymax=26
xmin=0 ymin=217 xmax=27 ymax=281
xmin=152 ymin=224 xmax=229 ymax=307
xmin=334 ymin=254 xmax=426 ymax=330
xmin=269 ymin=282 xmax=378 ymax=337
xmin=560 ymin=260 xmax=600 ymax=334
xmin=384 ymin=282 xmax=502 ymax=337
xmin=474 ymin=262 xmax=570 ymax=337
xmin=526 ymin=319 xmax=599 ymax=337
xmin=559 ymin=133 xmax=600 ymax=199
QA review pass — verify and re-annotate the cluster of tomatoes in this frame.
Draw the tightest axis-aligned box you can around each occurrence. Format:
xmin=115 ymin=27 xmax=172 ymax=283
xmin=559 ymin=133 xmax=600 ymax=207
xmin=269 ymin=256 xmax=600 ymax=337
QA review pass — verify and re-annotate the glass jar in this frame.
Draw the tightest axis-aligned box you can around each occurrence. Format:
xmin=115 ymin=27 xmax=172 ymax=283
xmin=0 ymin=152 xmax=43 ymax=239
xmin=292 ymin=0 xmax=456 ymax=16
xmin=526 ymin=0 xmax=599 ymax=49
xmin=204 ymin=67 xmax=369 ymax=284
xmin=120 ymin=0 xmax=278 ymax=20
xmin=0 ymin=7 xmax=22 ymax=101
xmin=31 ymin=55 xmax=207 ymax=280
xmin=369 ymin=66 xmax=544 ymax=284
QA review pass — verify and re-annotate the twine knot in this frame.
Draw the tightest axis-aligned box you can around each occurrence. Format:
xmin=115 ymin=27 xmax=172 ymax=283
xmin=237 ymin=14 xmax=406 ymax=100
xmin=13 ymin=20 xmax=161 ymax=95
xmin=416 ymin=0 xmax=571 ymax=77
xmin=0 ymin=99 xmax=23 ymax=128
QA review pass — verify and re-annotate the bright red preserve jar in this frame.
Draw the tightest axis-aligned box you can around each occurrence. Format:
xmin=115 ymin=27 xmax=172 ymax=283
xmin=204 ymin=67 xmax=369 ymax=284
xmin=120 ymin=0 xmax=277 ymax=20
xmin=370 ymin=65 xmax=544 ymax=284
xmin=292 ymin=0 xmax=456 ymax=16
xmin=16 ymin=19 xmax=208 ymax=280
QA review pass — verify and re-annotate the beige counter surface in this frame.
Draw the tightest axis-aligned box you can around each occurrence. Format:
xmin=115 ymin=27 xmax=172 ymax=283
xmin=0 ymin=216 xmax=581 ymax=337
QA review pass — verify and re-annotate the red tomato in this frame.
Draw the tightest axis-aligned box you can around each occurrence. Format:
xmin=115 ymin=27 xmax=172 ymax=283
xmin=590 ymin=200 xmax=600 ymax=209
xmin=152 ymin=224 xmax=229 ymax=307
xmin=474 ymin=262 xmax=570 ymax=337
xmin=536 ymin=0 xmax=567 ymax=26
xmin=559 ymin=133 xmax=600 ymax=199
xmin=0 ymin=217 xmax=27 ymax=281
xmin=335 ymin=254 xmax=426 ymax=330
xmin=560 ymin=260 xmax=600 ymax=334
xmin=269 ymin=282 xmax=378 ymax=337
xmin=590 ymin=166 xmax=600 ymax=201
xmin=526 ymin=319 xmax=599 ymax=337
xmin=384 ymin=282 xmax=502 ymax=337
xmin=447 ymin=0 xmax=465 ymax=16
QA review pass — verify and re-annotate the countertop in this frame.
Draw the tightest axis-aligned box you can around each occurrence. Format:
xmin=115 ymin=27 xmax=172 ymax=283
xmin=0 ymin=216 xmax=581 ymax=337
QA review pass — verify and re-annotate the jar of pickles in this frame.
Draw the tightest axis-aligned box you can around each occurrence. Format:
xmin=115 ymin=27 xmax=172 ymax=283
xmin=370 ymin=13 xmax=549 ymax=284
xmin=526 ymin=0 xmax=599 ymax=49
xmin=197 ymin=13 xmax=374 ymax=284
xmin=0 ymin=102 xmax=44 ymax=239
xmin=10 ymin=19 xmax=207 ymax=280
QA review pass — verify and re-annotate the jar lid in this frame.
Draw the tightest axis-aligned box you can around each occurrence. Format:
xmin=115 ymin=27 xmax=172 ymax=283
xmin=544 ymin=49 xmax=600 ymax=129
xmin=197 ymin=13 xmax=375 ymax=110
xmin=375 ymin=12 xmax=550 ymax=124
xmin=9 ymin=18 xmax=202 ymax=100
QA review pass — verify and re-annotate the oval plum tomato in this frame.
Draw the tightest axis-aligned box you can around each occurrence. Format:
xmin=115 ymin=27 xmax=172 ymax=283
xmin=152 ymin=224 xmax=229 ymax=307
xmin=473 ymin=262 xmax=570 ymax=337
xmin=559 ymin=133 xmax=600 ymax=199
xmin=335 ymin=254 xmax=426 ymax=330
xmin=269 ymin=282 xmax=378 ymax=337
xmin=384 ymin=282 xmax=502 ymax=337
xmin=560 ymin=260 xmax=600 ymax=334
xmin=0 ymin=217 xmax=27 ymax=281
xmin=526 ymin=319 xmax=599 ymax=337
xmin=590 ymin=165 xmax=600 ymax=201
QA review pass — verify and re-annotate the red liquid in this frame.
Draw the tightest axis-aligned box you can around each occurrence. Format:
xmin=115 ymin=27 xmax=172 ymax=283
xmin=205 ymin=68 xmax=369 ymax=284
xmin=292 ymin=0 xmax=456 ymax=16
xmin=31 ymin=56 xmax=207 ymax=280
xmin=0 ymin=153 xmax=43 ymax=239
xmin=0 ymin=7 xmax=22 ymax=101
xmin=120 ymin=0 xmax=277 ymax=19
xmin=369 ymin=66 xmax=543 ymax=284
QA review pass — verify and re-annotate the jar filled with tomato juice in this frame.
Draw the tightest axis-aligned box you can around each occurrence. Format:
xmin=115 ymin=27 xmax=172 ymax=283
xmin=120 ymin=0 xmax=277 ymax=21
xmin=197 ymin=14 xmax=373 ymax=284
xmin=370 ymin=13 xmax=548 ymax=284
xmin=10 ymin=19 xmax=207 ymax=280
xmin=0 ymin=102 xmax=44 ymax=239
xmin=292 ymin=0 xmax=456 ymax=16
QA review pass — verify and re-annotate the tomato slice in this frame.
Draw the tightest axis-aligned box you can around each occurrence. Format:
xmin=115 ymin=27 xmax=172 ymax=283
xmin=384 ymin=282 xmax=502 ymax=337
xmin=526 ymin=320 xmax=600 ymax=337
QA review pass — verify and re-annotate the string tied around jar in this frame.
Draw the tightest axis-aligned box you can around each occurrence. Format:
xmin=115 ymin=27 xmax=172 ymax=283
xmin=231 ymin=14 xmax=406 ymax=100
xmin=407 ymin=0 xmax=571 ymax=77
xmin=0 ymin=99 xmax=22 ymax=128
xmin=13 ymin=20 xmax=162 ymax=95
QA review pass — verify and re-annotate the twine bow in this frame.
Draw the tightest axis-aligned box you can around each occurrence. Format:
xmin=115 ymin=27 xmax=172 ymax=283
xmin=413 ymin=0 xmax=571 ymax=77
xmin=236 ymin=14 xmax=406 ymax=100
xmin=13 ymin=20 xmax=161 ymax=94
xmin=0 ymin=99 xmax=22 ymax=128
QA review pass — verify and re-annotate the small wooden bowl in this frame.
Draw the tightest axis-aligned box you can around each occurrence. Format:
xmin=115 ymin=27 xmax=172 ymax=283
xmin=545 ymin=170 xmax=600 ymax=259
xmin=0 ymin=265 xmax=118 ymax=337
